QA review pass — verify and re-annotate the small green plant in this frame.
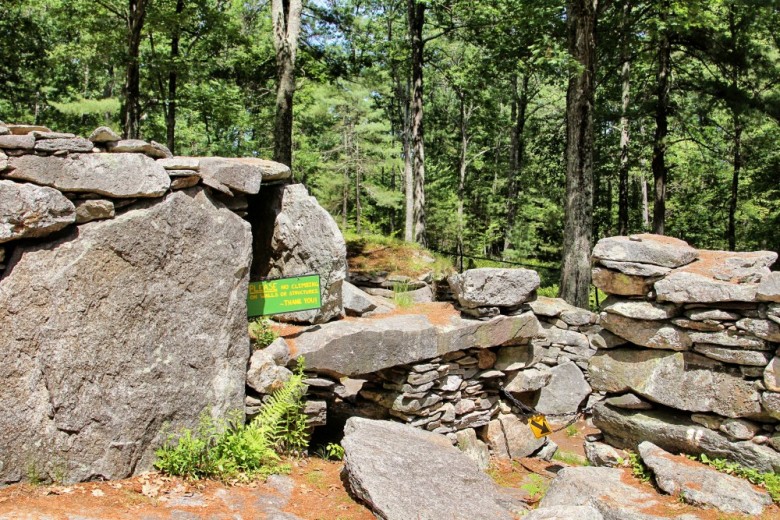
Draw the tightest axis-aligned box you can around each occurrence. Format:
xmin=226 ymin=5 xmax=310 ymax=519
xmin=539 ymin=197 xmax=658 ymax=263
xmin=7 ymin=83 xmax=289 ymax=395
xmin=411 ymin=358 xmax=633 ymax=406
xmin=537 ymin=285 xmax=559 ymax=298
xmin=155 ymin=358 xmax=310 ymax=481
xmin=25 ymin=460 xmax=43 ymax=485
xmin=393 ymin=280 xmax=413 ymax=308
xmin=627 ymin=451 xmax=652 ymax=482
xmin=693 ymin=454 xmax=780 ymax=503
xmin=520 ymin=474 xmax=549 ymax=501
xmin=552 ymin=450 xmax=589 ymax=466
xmin=248 ymin=317 xmax=278 ymax=348
xmin=565 ymin=424 xmax=579 ymax=437
xmin=320 ymin=442 xmax=345 ymax=460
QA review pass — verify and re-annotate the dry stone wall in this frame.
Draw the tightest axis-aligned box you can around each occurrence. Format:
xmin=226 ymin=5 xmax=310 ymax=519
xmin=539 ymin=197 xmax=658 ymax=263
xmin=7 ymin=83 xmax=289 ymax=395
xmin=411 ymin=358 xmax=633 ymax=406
xmin=589 ymin=234 xmax=780 ymax=472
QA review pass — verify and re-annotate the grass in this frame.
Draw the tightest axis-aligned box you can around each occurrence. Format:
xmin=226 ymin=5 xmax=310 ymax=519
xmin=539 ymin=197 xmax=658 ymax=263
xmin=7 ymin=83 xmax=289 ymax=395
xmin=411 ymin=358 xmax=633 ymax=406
xmin=565 ymin=424 xmax=579 ymax=437
xmin=344 ymin=232 xmax=454 ymax=279
xmin=392 ymin=280 xmax=414 ymax=308
xmin=520 ymin=473 xmax=549 ymax=502
xmin=552 ymin=450 xmax=589 ymax=466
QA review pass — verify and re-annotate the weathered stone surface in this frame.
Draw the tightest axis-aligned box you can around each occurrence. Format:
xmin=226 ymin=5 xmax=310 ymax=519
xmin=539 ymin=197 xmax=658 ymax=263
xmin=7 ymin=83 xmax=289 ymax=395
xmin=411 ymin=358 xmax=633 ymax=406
xmin=448 ymin=268 xmax=540 ymax=309
xmin=34 ymin=137 xmax=93 ymax=153
xmin=543 ymin=323 xmax=589 ymax=348
xmin=0 ymin=134 xmax=35 ymax=149
xmin=342 ymin=281 xmax=377 ymax=316
xmin=74 ymin=199 xmax=115 ymax=224
xmin=88 ymin=126 xmax=121 ymax=143
xmin=639 ymin=441 xmax=771 ymax=515
xmin=589 ymin=349 xmax=761 ymax=418
xmin=494 ymin=343 xmax=544 ymax=370
xmin=584 ymin=441 xmax=622 ymax=467
xmin=534 ymin=362 xmax=591 ymax=416
xmin=593 ymin=403 xmax=780 ymax=472
xmin=761 ymin=392 xmax=780 ymax=420
xmin=524 ymin=505 xmax=604 ymax=520
xmin=0 ymin=189 xmax=251 ymax=483
xmin=600 ymin=312 xmax=691 ymax=351
xmin=247 ymin=349 xmax=292 ymax=394
xmin=526 ymin=296 xmax=573 ymax=317
xmin=592 ymin=234 xmax=698 ymax=268
xmin=671 ymin=317 xmax=724 ymax=331
xmin=688 ymin=250 xmax=777 ymax=283
xmin=602 ymin=297 xmax=678 ymax=320
xmin=586 ymin=327 xmax=627 ymax=349
xmin=200 ymin=157 xmax=290 ymax=194
xmin=655 ymin=272 xmax=759 ymax=304
xmin=719 ymin=418 xmax=761 ymax=440
xmin=592 ymin=267 xmax=655 ymax=297
xmin=256 ymin=184 xmax=346 ymax=323
xmin=6 ymin=153 xmax=170 ymax=198
xmin=455 ymin=428 xmax=490 ymax=470
xmin=688 ymin=330 xmax=767 ymax=349
xmin=499 ymin=413 xmax=545 ymax=458
xmin=691 ymin=413 xmax=724 ymax=430
xmin=686 ymin=308 xmax=740 ymax=321
xmin=764 ymin=357 xmax=780 ymax=392
xmin=0 ymin=180 xmax=76 ymax=243
xmin=757 ymin=272 xmax=780 ymax=302
xmin=31 ymin=131 xmax=76 ymax=140
xmin=693 ymin=344 xmax=772 ymax=366
xmin=605 ymin=393 xmax=653 ymax=410
xmin=341 ymin=417 xmax=512 ymax=520
xmin=263 ymin=337 xmax=291 ymax=366
xmin=736 ymin=318 xmax=780 ymax=342
xmin=597 ymin=259 xmax=672 ymax=277
xmin=303 ymin=400 xmax=327 ymax=427
xmin=7 ymin=124 xmax=50 ymax=135
xmin=504 ymin=366 xmax=552 ymax=394
xmin=157 ymin=156 xmax=200 ymax=170
xmin=106 ymin=139 xmax=172 ymax=159
xmin=170 ymin=175 xmax=200 ymax=190
xmin=295 ymin=313 xmax=542 ymax=377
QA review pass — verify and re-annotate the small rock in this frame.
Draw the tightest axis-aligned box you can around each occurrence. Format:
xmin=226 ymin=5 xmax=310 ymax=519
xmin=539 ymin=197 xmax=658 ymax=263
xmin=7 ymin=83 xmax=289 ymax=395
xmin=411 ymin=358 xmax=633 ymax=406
xmin=88 ymin=126 xmax=121 ymax=143
xmin=455 ymin=428 xmax=490 ymax=470
xmin=170 ymin=175 xmax=200 ymax=190
xmin=303 ymin=400 xmax=327 ymax=426
xmin=448 ymin=268 xmax=540 ymax=309
xmin=719 ymin=418 xmax=761 ymax=440
xmin=693 ymin=344 xmax=772 ymax=366
xmin=246 ymin=349 xmax=292 ymax=394
xmin=584 ymin=441 xmax=622 ymax=467
xmin=342 ymin=281 xmax=377 ymax=316
xmin=31 ymin=131 xmax=76 ymax=140
xmin=106 ymin=139 xmax=171 ymax=159
xmin=0 ymin=180 xmax=76 ymax=243
xmin=7 ymin=124 xmax=50 ymax=135
xmin=478 ymin=349 xmax=497 ymax=369
xmin=263 ymin=337 xmax=291 ymax=366
xmin=764 ymin=357 xmax=780 ymax=392
xmin=157 ymin=156 xmax=200 ymax=170
xmin=534 ymin=362 xmax=591 ymax=416
xmin=34 ymin=137 xmax=93 ymax=153
xmin=602 ymin=297 xmax=678 ymax=321
xmin=592 ymin=267 xmax=656 ymax=297
xmin=687 ymin=308 xmax=741 ymax=321
xmin=0 ymin=134 xmax=35 ymax=150
xmin=504 ymin=366 xmax=552 ymax=394
xmin=499 ymin=413 xmax=546 ymax=458
xmin=536 ymin=439 xmax=559 ymax=461
xmin=605 ymin=393 xmax=653 ymax=410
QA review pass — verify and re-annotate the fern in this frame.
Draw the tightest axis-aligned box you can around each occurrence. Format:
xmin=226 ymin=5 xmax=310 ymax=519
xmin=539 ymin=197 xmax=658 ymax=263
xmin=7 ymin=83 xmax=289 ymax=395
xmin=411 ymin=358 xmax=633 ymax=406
xmin=252 ymin=358 xmax=309 ymax=455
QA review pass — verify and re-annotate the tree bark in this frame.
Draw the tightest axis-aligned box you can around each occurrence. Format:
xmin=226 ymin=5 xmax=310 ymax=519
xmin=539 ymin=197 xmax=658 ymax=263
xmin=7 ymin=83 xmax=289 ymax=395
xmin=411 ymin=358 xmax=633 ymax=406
xmin=504 ymin=72 xmax=529 ymax=252
xmin=560 ymin=0 xmax=597 ymax=309
xmin=165 ymin=0 xmax=184 ymax=153
xmin=271 ymin=0 xmax=303 ymax=168
xmin=456 ymin=93 xmax=472 ymax=271
xmin=408 ymin=0 xmax=427 ymax=246
xmin=122 ymin=0 xmax=149 ymax=139
xmin=651 ymin=0 xmax=670 ymax=235
xmin=618 ymin=0 xmax=632 ymax=236
xmin=403 ymin=79 xmax=414 ymax=242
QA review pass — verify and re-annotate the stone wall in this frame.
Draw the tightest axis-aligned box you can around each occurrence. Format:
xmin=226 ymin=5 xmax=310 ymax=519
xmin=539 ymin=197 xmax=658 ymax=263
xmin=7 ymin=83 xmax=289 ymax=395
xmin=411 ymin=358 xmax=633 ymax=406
xmin=0 ymin=122 xmax=346 ymax=484
xmin=588 ymin=234 xmax=780 ymax=472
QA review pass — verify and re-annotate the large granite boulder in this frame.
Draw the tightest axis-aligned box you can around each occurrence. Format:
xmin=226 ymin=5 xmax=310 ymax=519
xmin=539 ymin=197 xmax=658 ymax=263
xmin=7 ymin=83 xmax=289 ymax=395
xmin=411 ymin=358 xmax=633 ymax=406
xmin=0 ymin=180 xmax=75 ymax=243
xmin=591 ymin=234 xmax=698 ymax=268
xmin=534 ymin=362 xmax=592 ymax=416
xmin=6 ymin=153 xmax=170 ymax=198
xmin=198 ymin=157 xmax=290 ymax=194
xmin=593 ymin=403 xmax=780 ymax=473
xmin=341 ymin=417 xmax=513 ymax=520
xmin=0 ymin=188 xmax=251 ymax=484
xmin=448 ymin=268 xmax=540 ymax=309
xmin=589 ymin=349 xmax=760 ymax=418
xmin=639 ymin=441 xmax=771 ymax=515
xmin=251 ymin=183 xmax=346 ymax=324
xmin=655 ymin=272 xmax=759 ymax=303
xmin=292 ymin=312 xmax=542 ymax=378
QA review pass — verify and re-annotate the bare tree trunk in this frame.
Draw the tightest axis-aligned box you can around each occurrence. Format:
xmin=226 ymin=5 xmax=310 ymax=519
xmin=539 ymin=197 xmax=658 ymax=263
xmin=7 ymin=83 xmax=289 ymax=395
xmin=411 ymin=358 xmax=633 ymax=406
xmin=652 ymin=0 xmax=670 ymax=235
xmin=403 ymin=80 xmax=414 ymax=242
xmin=355 ymin=137 xmax=362 ymax=234
xmin=165 ymin=0 xmax=184 ymax=153
xmin=729 ymin=113 xmax=741 ymax=251
xmin=641 ymin=176 xmax=649 ymax=228
xmin=408 ymin=0 xmax=427 ymax=246
xmin=271 ymin=0 xmax=303 ymax=168
xmin=122 ymin=0 xmax=149 ymax=139
xmin=504 ymin=72 xmax=529 ymax=252
xmin=456 ymin=93 xmax=472 ymax=271
xmin=618 ymin=0 xmax=632 ymax=235
xmin=560 ymin=0 xmax=597 ymax=308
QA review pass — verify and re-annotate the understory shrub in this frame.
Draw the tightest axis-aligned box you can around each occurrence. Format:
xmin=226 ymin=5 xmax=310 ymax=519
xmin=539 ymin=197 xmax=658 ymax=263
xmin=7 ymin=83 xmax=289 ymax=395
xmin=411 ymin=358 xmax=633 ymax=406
xmin=248 ymin=317 xmax=278 ymax=348
xmin=155 ymin=359 xmax=309 ymax=481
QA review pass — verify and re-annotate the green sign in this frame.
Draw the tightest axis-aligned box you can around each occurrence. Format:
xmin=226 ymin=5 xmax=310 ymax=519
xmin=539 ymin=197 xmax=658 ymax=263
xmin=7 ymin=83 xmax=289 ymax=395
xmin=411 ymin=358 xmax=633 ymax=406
xmin=247 ymin=274 xmax=322 ymax=317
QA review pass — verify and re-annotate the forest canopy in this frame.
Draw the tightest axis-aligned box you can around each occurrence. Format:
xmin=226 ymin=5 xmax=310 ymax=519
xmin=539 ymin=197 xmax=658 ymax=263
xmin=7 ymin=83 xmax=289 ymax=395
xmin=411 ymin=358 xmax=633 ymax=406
xmin=2 ymin=0 xmax=779 ymax=299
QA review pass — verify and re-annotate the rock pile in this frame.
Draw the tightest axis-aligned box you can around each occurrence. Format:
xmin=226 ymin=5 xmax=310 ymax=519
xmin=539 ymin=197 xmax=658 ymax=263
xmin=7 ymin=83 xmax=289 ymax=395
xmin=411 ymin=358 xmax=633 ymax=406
xmin=589 ymin=234 xmax=780 ymax=472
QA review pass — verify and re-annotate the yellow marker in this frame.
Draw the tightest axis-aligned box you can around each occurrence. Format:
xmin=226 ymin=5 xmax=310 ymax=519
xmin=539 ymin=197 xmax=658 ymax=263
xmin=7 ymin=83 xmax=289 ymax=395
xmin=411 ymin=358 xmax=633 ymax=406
xmin=528 ymin=414 xmax=552 ymax=438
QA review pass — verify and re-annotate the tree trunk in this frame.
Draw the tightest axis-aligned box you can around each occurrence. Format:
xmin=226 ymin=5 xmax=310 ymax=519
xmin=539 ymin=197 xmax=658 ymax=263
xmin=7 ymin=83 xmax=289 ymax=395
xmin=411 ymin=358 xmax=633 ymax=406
xmin=651 ymin=0 xmax=670 ymax=235
xmin=728 ymin=113 xmax=741 ymax=251
xmin=403 ymin=80 xmax=414 ymax=242
xmin=408 ymin=0 xmax=427 ymax=246
xmin=456 ymin=94 xmax=471 ymax=271
xmin=559 ymin=0 xmax=597 ymax=309
xmin=271 ymin=0 xmax=303 ymax=168
xmin=165 ymin=0 xmax=184 ymax=153
xmin=504 ymin=72 xmax=529 ymax=252
xmin=618 ymin=0 xmax=632 ymax=236
xmin=122 ymin=0 xmax=149 ymax=139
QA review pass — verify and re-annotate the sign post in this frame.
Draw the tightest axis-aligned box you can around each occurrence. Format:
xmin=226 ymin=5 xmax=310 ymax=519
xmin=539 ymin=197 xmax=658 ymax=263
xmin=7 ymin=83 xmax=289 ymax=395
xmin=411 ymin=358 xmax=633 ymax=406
xmin=247 ymin=274 xmax=322 ymax=317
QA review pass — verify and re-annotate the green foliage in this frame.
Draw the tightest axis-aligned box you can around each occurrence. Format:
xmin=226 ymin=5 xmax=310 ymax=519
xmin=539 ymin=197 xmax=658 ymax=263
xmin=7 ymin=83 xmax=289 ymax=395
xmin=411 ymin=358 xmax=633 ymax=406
xmin=552 ymin=450 xmax=589 ymax=467
xmin=537 ymin=285 xmax=559 ymax=299
xmin=154 ymin=358 xmax=309 ymax=481
xmin=520 ymin=473 xmax=549 ymax=501
xmin=49 ymin=97 xmax=121 ymax=116
xmin=627 ymin=451 xmax=652 ymax=483
xmin=248 ymin=318 xmax=278 ymax=349
xmin=315 ymin=442 xmax=345 ymax=461
xmin=392 ymin=280 xmax=413 ymax=308
xmin=692 ymin=454 xmax=780 ymax=503
xmin=565 ymin=424 xmax=579 ymax=437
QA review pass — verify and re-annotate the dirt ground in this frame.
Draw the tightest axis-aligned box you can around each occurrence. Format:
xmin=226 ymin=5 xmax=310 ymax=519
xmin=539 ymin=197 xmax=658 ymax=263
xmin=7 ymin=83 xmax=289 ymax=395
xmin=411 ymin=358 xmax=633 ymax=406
xmin=2 ymin=419 xmax=778 ymax=520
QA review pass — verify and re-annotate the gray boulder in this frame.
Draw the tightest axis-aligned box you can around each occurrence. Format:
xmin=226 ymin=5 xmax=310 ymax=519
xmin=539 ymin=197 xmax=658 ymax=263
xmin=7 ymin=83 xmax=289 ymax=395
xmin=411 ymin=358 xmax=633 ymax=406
xmin=599 ymin=312 xmax=691 ymax=350
xmin=0 ymin=189 xmax=251 ymax=484
xmin=34 ymin=137 xmax=94 ymax=153
xmin=591 ymin=234 xmax=698 ymax=268
xmin=88 ymin=126 xmax=120 ymax=143
xmin=524 ymin=505 xmax=604 ymax=520
xmin=6 ymin=153 xmax=170 ymax=198
xmin=758 ymin=271 xmax=780 ymax=302
xmin=504 ymin=366 xmax=552 ymax=394
xmin=246 ymin=349 xmax=292 ymax=394
xmin=584 ymin=441 xmax=623 ymax=467
xmin=448 ymin=268 xmax=540 ymax=309
xmin=455 ymin=428 xmax=490 ymax=470
xmin=592 ymin=267 xmax=656 ymax=297
xmin=593 ymin=403 xmax=780 ymax=473
xmin=341 ymin=417 xmax=513 ymax=520
xmin=601 ymin=297 xmax=678 ymax=320
xmin=342 ymin=281 xmax=377 ymax=316
xmin=106 ymin=139 xmax=172 ymax=158
xmin=494 ymin=343 xmax=544 ymax=370
xmin=74 ymin=199 xmax=115 ymax=224
xmin=534 ymin=362 xmax=591 ymax=416
xmin=639 ymin=441 xmax=771 ymax=515
xmin=0 ymin=180 xmax=75 ymax=243
xmin=256 ymin=184 xmax=346 ymax=324
xmin=199 ymin=157 xmax=289 ymax=194
xmin=597 ymin=259 xmax=672 ymax=277
xmin=655 ymin=272 xmax=759 ymax=303
xmin=589 ymin=349 xmax=760 ymax=418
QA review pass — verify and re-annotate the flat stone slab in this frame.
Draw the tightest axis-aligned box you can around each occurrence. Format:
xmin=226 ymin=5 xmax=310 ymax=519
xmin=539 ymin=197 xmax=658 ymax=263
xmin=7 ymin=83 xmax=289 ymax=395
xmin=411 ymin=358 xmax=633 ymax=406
xmin=448 ymin=267 xmax=540 ymax=309
xmin=199 ymin=157 xmax=290 ymax=194
xmin=639 ymin=441 xmax=771 ymax=515
xmin=655 ymin=272 xmax=759 ymax=303
xmin=592 ymin=234 xmax=698 ymax=268
xmin=6 ymin=153 xmax=170 ymax=198
xmin=341 ymin=417 xmax=513 ymax=520
xmin=601 ymin=297 xmax=678 ymax=321
xmin=0 ymin=180 xmax=75 ymax=243
xmin=589 ymin=349 xmax=761 ymax=418
xmin=292 ymin=311 xmax=542 ymax=377
xmin=599 ymin=312 xmax=691 ymax=350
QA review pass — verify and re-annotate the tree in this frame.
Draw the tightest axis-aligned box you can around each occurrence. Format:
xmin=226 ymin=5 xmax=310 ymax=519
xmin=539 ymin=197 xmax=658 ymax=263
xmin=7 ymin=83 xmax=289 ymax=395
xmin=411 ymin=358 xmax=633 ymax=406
xmin=407 ymin=0 xmax=427 ymax=245
xmin=271 ymin=0 xmax=303 ymax=167
xmin=560 ymin=0 xmax=597 ymax=308
xmin=651 ymin=0 xmax=671 ymax=234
